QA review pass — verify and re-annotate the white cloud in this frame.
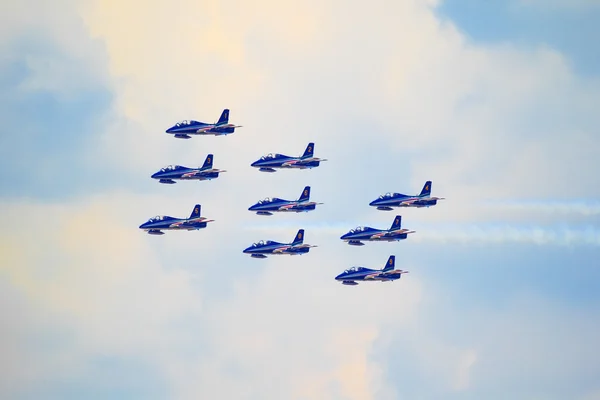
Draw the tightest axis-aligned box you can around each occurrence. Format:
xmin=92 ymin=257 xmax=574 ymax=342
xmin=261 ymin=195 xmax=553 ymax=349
xmin=0 ymin=0 xmax=111 ymax=98
xmin=2 ymin=0 xmax=600 ymax=397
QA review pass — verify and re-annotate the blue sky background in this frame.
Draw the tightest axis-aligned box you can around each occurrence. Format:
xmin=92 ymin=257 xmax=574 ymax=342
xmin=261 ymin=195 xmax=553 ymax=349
xmin=438 ymin=0 xmax=600 ymax=76
xmin=1 ymin=0 xmax=599 ymax=399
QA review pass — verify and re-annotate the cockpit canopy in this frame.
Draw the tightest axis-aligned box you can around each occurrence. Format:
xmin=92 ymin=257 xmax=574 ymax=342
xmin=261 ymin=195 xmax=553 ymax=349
xmin=260 ymin=153 xmax=280 ymax=160
xmin=379 ymin=192 xmax=394 ymax=199
xmin=349 ymin=226 xmax=366 ymax=233
xmin=344 ymin=266 xmax=365 ymax=273
xmin=175 ymin=120 xmax=191 ymax=126
xmin=160 ymin=165 xmax=180 ymax=172
xmin=258 ymin=197 xmax=272 ymax=204
xmin=148 ymin=215 xmax=165 ymax=223
xmin=252 ymin=240 xmax=273 ymax=247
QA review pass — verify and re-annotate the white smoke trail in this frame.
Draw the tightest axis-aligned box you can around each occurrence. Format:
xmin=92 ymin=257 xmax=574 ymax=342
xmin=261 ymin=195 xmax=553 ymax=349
xmin=484 ymin=200 xmax=600 ymax=216
xmin=413 ymin=225 xmax=600 ymax=246
xmin=244 ymin=222 xmax=600 ymax=246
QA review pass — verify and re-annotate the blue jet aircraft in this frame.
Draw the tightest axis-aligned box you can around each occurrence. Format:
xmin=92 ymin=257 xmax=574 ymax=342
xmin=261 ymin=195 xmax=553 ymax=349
xmin=248 ymin=186 xmax=323 ymax=215
xmin=340 ymin=215 xmax=415 ymax=246
xmin=243 ymin=229 xmax=317 ymax=258
xmin=151 ymin=154 xmax=226 ymax=184
xmin=250 ymin=142 xmax=327 ymax=172
xmin=165 ymin=109 xmax=241 ymax=139
xmin=335 ymin=255 xmax=409 ymax=286
xmin=369 ymin=181 xmax=445 ymax=210
xmin=139 ymin=204 xmax=213 ymax=235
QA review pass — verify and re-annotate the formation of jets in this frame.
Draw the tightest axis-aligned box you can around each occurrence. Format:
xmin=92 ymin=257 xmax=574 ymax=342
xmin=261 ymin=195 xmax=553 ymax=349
xmin=140 ymin=108 xmax=446 ymax=285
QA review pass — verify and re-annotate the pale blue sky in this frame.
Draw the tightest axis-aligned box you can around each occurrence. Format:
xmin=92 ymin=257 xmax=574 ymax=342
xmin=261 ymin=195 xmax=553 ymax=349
xmin=1 ymin=0 xmax=599 ymax=399
xmin=438 ymin=0 xmax=600 ymax=76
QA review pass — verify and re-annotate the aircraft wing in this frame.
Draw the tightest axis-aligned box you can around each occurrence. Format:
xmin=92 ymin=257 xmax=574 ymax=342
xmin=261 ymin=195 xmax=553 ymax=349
xmin=281 ymin=159 xmax=300 ymax=167
xmin=389 ymin=228 xmax=412 ymax=235
xmin=363 ymin=272 xmax=383 ymax=280
xmin=370 ymin=232 xmax=388 ymax=239
xmin=400 ymin=199 xmax=419 ymax=205
xmin=380 ymin=269 xmax=408 ymax=277
xmin=292 ymin=244 xmax=317 ymax=249
xmin=181 ymin=171 xmax=202 ymax=178
xmin=272 ymin=246 xmax=291 ymax=253
xmin=170 ymin=217 xmax=212 ymax=228
xmin=298 ymin=157 xmax=327 ymax=163
xmin=200 ymin=168 xmax=226 ymax=174
xmin=278 ymin=204 xmax=297 ymax=211
xmin=298 ymin=201 xmax=322 ymax=207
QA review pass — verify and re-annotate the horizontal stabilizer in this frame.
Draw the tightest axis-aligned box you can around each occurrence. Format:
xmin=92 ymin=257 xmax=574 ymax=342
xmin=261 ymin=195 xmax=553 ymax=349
xmin=300 ymin=157 xmax=327 ymax=163
xmin=293 ymin=244 xmax=317 ymax=249
xmin=383 ymin=269 xmax=409 ymax=275
xmin=298 ymin=201 xmax=322 ymax=207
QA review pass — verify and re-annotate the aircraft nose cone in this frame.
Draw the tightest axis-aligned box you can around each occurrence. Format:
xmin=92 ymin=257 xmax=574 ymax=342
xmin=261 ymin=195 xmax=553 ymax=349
xmin=248 ymin=203 xmax=258 ymax=211
xmin=242 ymin=247 xmax=251 ymax=253
xmin=335 ymin=273 xmax=344 ymax=280
xmin=151 ymin=171 xmax=160 ymax=179
xmin=165 ymin=126 xmax=174 ymax=133
xmin=340 ymin=232 xmax=349 ymax=240
xmin=369 ymin=199 xmax=378 ymax=206
xmin=250 ymin=160 xmax=258 ymax=167
xmin=139 ymin=222 xmax=147 ymax=229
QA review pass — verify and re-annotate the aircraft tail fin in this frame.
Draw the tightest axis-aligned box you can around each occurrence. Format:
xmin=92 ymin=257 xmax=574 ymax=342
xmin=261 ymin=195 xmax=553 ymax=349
xmin=390 ymin=215 xmax=402 ymax=231
xmin=301 ymin=142 xmax=315 ymax=159
xmin=292 ymin=229 xmax=305 ymax=245
xmin=383 ymin=255 xmax=395 ymax=271
xmin=216 ymin=109 xmax=230 ymax=125
xmin=189 ymin=204 xmax=201 ymax=219
xmin=201 ymin=154 xmax=214 ymax=170
xmin=298 ymin=186 xmax=311 ymax=202
xmin=419 ymin=181 xmax=432 ymax=197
